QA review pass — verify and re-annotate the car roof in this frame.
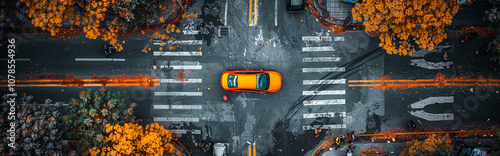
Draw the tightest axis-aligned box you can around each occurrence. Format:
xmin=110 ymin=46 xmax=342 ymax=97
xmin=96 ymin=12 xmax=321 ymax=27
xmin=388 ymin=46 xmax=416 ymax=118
xmin=237 ymin=75 xmax=257 ymax=89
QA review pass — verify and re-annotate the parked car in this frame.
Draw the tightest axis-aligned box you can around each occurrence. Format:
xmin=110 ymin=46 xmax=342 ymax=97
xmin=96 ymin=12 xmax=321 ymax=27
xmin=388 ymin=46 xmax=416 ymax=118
xmin=213 ymin=143 xmax=227 ymax=156
xmin=286 ymin=0 xmax=306 ymax=13
xmin=220 ymin=70 xmax=282 ymax=93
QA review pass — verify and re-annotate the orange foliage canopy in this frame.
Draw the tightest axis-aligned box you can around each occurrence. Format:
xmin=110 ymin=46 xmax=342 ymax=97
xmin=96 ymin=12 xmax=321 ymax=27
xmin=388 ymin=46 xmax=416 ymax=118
xmin=400 ymin=134 xmax=453 ymax=155
xmin=21 ymin=0 xmax=126 ymax=51
xmin=352 ymin=0 xmax=459 ymax=56
xmin=89 ymin=122 xmax=177 ymax=156
xmin=20 ymin=0 xmax=76 ymax=36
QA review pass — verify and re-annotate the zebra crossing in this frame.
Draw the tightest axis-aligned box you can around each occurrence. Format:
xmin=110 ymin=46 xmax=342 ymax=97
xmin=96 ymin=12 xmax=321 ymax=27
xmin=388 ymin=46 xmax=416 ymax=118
xmin=151 ymin=31 xmax=205 ymax=135
xmin=300 ymin=35 xmax=349 ymax=131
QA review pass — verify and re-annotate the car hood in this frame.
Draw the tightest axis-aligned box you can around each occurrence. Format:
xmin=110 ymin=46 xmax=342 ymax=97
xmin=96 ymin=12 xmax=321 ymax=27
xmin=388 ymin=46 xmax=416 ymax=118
xmin=268 ymin=72 xmax=282 ymax=91
xmin=214 ymin=148 xmax=224 ymax=156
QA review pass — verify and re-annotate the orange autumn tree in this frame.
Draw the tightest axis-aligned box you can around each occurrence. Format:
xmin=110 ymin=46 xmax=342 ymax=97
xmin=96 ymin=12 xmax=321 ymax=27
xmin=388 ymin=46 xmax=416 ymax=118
xmin=400 ymin=134 xmax=453 ymax=156
xmin=352 ymin=0 xmax=459 ymax=56
xmin=88 ymin=122 xmax=180 ymax=156
xmin=20 ymin=0 xmax=76 ymax=36
xmin=20 ymin=0 xmax=125 ymax=51
xmin=77 ymin=0 xmax=125 ymax=51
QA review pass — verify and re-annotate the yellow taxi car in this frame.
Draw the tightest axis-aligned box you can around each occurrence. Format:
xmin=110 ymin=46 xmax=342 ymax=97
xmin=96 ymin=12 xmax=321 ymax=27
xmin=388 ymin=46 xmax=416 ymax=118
xmin=220 ymin=70 xmax=282 ymax=93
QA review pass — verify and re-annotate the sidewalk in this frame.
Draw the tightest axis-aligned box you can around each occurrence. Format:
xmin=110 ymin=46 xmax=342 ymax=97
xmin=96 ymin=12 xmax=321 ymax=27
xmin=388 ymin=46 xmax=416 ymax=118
xmin=308 ymin=141 xmax=405 ymax=156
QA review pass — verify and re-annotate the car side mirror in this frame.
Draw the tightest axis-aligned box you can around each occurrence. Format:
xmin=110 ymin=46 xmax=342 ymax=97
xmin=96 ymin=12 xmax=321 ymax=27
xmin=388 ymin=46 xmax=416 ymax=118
xmin=260 ymin=69 xmax=263 ymax=71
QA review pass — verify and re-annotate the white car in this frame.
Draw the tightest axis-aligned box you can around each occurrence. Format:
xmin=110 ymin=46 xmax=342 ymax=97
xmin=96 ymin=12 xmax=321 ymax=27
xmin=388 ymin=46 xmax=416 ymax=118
xmin=213 ymin=143 xmax=227 ymax=156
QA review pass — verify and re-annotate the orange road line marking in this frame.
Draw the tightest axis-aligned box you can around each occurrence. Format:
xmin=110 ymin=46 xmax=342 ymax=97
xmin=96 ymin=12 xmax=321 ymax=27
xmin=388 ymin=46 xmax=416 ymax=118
xmin=348 ymin=79 xmax=500 ymax=83
xmin=0 ymin=79 xmax=161 ymax=83
xmin=249 ymin=0 xmax=253 ymax=26
xmin=248 ymin=145 xmax=252 ymax=156
xmin=253 ymin=144 xmax=256 ymax=156
xmin=253 ymin=0 xmax=258 ymax=26
xmin=0 ymin=83 xmax=160 ymax=87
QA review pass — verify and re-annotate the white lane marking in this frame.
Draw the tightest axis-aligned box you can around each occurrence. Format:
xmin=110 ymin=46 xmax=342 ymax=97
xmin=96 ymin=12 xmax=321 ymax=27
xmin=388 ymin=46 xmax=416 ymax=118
xmin=168 ymin=129 xmax=202 ymax=135
xmin=225 ymin=0 xmax=228 ymax=25
xmin=154 ymin=92 xmax=203 ymax=96
xmin=302 ymin=67 xmax=345 ymax=73
xmin=303 ymin=99 xmax=345 ymax=106
xmin=303 ymin=112 xmax=346 ymax=118
xmin=275 ymin=0 xmax=278 ymax=26
xmin=410 ymin=96 xmax=454 ymax=109
xmin=154 ymin=51 xmax=202 ymax=56
xmin=159 ymin=65 xmax=202 ymax=70
xmin=161 ymin=79 xmax=202 ymax=83
xmin=303 ymin=124 xmax=346 ymax=130
xmin=182 ymin=30 xmax=201 ymax=35
xmin=302 ymin=36 xmax=332 ymax=42
xmin=154 ymin=105 xmax=170 ymax=109
xmin=153 ymin=40 xmax=202 ymax=45
xmin=154 ymin=117 xmax=200 ymax=122
xmin=302 ymin=90 xmax=345 ymax=95
xmin=303 ymin=79 xmax=346 ymax=85
xmin=410 ymin=110 xmax=454 ymax=121
xmin=0 ymin=58 xmax=30 ymax=61
xmin=334 ymin=36 xmax=345 ymax=41
xmin=302 ymin=46 xmax=335 ymax=52
xmin=302 ymin=57 xmax=340 ymax=62
xmin=171 ymin=105 xmax=202 ymax=109
xmin=75 ymin=58 xmax=125 ymax=61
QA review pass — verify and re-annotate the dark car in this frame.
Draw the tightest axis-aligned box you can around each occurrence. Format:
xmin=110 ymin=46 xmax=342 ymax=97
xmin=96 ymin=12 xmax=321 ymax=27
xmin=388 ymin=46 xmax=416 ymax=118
xmin=287 ymin=0 xmax=306 ymax=13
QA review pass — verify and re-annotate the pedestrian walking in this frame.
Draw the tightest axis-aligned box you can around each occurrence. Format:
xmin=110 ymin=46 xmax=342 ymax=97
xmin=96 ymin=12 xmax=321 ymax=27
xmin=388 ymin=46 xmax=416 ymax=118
xmin=222 ymin=95 xmax=228 ymax=101
xmin=104 ymin=44 xmax=114 ymax=57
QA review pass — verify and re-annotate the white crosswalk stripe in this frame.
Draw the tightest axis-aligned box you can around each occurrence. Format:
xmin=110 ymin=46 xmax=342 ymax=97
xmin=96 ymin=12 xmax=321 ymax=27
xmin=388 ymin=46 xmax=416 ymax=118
xmin=171 ymin=105 xmax=203 ymax=109
xmin=303 ymin=112 xmax=346 ymax=118
xmin=154 ymin=92 xmax=203 ymax=96
xmin=334 ymin=36 xmax=345 ymax=41
xmin=153 ymin=105 xmax=203 ymax=109
xmin=303 ymin=124 xmax=346 ymax=130
xmin=169 ymin=129 xmax=202 ymax=135
xmin=302 ymin=57 xmax=340 ymax=62
xmin=154 ymin=51 xmax=202 ymax=56
xmin=159 ymin=65 xmax=202 ymax=70
xmin=153 ymin=40 xmax=203 ymax=45
xmin=303 ymin=79 xmax=346 ymax=85
xmin=302 ymin=46 xmax=335 ymax=52
xmin=161 ymin=79 xmax=202 ymax=83
xmin=302 ymin=36 xmax=332 ymax=42
xmin=303 ymin=99 xmax=345 ymax=106
xmin=153 ymin=105 xmax=170 ymax=109
xmin=182 ymin=30 xmax=201 ymax=35
xmin=302 ymin=67 xmax=345 ymax=73
xmin=303 ymin=90 xmax=345 ymax=95
xmin=154 ymin=117 xmax=199 ymax=122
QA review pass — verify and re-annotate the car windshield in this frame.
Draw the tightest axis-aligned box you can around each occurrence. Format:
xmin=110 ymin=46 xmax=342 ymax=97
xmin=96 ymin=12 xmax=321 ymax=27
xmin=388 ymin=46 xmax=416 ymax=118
xmin=291 ymin=0 xmax=303 ymax=5
xmin=227 ymin=74 xmax=237 ymax=88
xmin=256 ymin=73 xmax=269 ymax=90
